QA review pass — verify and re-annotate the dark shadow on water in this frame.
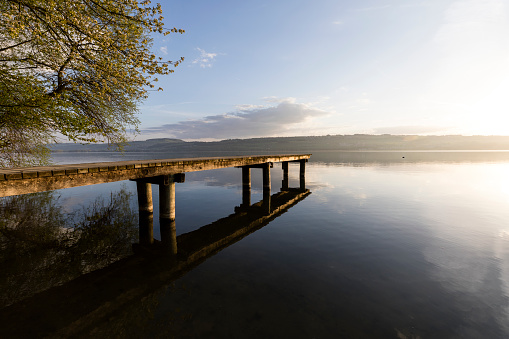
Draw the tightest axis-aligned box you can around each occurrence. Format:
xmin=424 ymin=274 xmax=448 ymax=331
xmin=0 ymin=188 xmax=310 ymax=338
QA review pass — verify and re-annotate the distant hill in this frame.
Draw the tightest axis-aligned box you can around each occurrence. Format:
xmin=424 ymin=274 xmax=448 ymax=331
xmin=49 ymin=135 xmax=509 ymax=153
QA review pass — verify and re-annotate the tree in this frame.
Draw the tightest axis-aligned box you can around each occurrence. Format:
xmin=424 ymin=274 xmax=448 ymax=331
xmin=0 ymin=0 xmax=184 ymax=166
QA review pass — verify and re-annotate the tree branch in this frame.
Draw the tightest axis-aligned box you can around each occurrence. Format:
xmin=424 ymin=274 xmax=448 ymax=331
xmin=0 ymin=39 xmax=33 ymax=53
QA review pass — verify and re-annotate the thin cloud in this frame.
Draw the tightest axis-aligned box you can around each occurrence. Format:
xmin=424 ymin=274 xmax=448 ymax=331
xmin=192 ymin=47 xmax=218 ymax=68
xmin=373 ymin=126 xmax=450 ymax=135
xmin=399 ymin=2 xmax=431 ymax=9
xmin=160 ymin=46 xmax=168 ymax=55
xmin=353 ymin=5 xmax=391 ymax=12
xmin=234 ymin=104 xmax=265 ymax=110
xmin=434 ymin=0 xmax=506 ymax=45
xmin=144 ymin=99 xmax=329 ymax=140
xmin=263 ymin=96 xmax=296 ymax=104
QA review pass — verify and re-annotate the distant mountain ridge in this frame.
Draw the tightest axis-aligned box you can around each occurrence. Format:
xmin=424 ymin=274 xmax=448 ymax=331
xmin=49 ymin=135 xmax=509 ymax=153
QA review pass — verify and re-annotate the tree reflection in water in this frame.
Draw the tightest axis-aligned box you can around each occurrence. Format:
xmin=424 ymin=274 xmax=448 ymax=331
xmin=0 ymin=186 xmax=138 ymax=308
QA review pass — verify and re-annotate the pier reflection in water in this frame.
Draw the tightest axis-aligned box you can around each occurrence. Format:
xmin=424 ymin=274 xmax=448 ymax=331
xmin=132 ymin=159 xmax=307 ymax=255
xmin=0 ymin=162 xmax=310 ymax=338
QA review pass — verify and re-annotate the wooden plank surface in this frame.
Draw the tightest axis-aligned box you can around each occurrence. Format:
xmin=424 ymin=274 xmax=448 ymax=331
xmin=0 ymin=154 xmax=311 ymax=197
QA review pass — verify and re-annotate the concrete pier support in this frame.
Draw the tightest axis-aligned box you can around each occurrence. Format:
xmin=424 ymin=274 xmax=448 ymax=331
xmin=242 ymin=167 xmax=251 ymax=207
xmin=159 ymin=175 xmax=177 ymax=254
xmin=263 ymin=163 xmax=271 ymax=198
xmin=136 ymin=181 xmax=154 ymax=245
xmin=281 ymin=161 xmax=289 ymax=191
xmin=263 ymin=163 xmax=271 ymax=213
xmin=299 ymin=159 xmax=306 ymax=191
xmin=136 ymin=181 xmax=153 ymax=213
xmin=263 ymin=163 xmax=271 ymax=195
xmin=159 ymin=175 xmax=176 ymax=221
xmin=135 ymin=174 xmax=184 ymax=250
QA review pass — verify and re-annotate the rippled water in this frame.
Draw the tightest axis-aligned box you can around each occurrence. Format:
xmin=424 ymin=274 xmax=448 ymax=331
xmin=2 ymin=151 xmax=509 ymax=338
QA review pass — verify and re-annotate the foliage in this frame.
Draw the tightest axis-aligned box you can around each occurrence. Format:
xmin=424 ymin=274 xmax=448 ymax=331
xmin=0 ymin=186 xmax=138 ymax=307
xmin=0 ymin=0 xmax=184 ymax=166
xmin=69 ymin=188 xmax=139 ymax=272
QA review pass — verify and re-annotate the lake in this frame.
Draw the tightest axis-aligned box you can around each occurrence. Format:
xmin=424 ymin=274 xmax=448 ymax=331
xmin=2 ymin=150 xmax=509 ymax=338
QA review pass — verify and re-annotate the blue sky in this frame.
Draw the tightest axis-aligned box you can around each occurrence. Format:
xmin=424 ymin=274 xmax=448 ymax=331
xmin=138 ymin=0 xmax=509 ymax=140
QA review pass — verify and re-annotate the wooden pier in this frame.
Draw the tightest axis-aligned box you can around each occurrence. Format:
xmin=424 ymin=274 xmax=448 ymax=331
xmin=0 ymin=154 xmax=310 ymax=197
xmin=0 ymin=154 xmax=312 ymax=336
xmin=1 ymin=154 xmax=311 ymax=251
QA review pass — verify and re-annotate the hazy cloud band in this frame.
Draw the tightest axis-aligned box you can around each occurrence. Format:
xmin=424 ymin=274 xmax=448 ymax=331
xmin=145 ymin=100 xmax=328 ymax=139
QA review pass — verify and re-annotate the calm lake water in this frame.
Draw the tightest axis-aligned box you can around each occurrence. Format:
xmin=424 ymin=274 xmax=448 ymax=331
xmin=2 ymin=151 xmax=509 ymax=338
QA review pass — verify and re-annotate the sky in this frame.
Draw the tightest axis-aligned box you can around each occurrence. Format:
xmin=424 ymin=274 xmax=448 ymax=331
xmin=137 ymin=0 xmax=509 ymax=140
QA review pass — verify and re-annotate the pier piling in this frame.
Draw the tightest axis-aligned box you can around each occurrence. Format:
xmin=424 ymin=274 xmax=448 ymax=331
xmin=242 ymin=167 xmax=251 ymax=207
xmin=282 ymin=161 xmax=289 ymax=191
xmin=136 ymin=181 xmax=153 ymax=213
xmin=300 ymin=159 xmax=306 ymax=191
xmin=159 ymin=175 xmax=176 ymax=221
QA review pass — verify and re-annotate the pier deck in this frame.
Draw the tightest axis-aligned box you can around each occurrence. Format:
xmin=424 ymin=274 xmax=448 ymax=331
xmin=0 ymin=154 xmax=311 ymax=197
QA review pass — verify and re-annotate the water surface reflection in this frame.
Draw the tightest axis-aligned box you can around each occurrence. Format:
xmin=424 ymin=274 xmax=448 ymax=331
xmin=0 ymin=188 xmax=138 ymax=309
xmin=2 ymin=151 xmax=509 ymax=338
xmin=0 ymin=180 xmax=310 ymax=338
